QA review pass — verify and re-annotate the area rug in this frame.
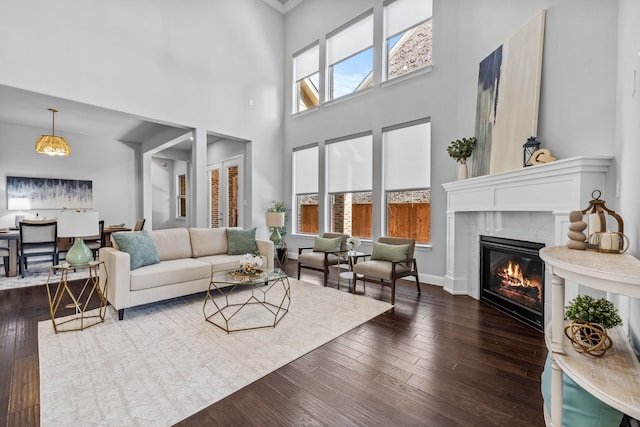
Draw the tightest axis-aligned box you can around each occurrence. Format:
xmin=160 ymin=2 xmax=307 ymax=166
xmin=38 ymin=278 xmax=392 ymax=427
xmin=0 ymin=261 xmax=89 ymax=291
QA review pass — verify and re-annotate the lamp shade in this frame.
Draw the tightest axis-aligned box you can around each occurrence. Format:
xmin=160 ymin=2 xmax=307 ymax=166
xmin=35 ymin=135 xmax=71 ymax=156
xmin=35 ymin=108 xmax=71 ymax=156
xmin=8 ymin=198 xmax=31 ymax=211
xmin=266 ymin=211 xmax=285 ymax=228
xmin=57 ymin=211 xmax=99 ymax=238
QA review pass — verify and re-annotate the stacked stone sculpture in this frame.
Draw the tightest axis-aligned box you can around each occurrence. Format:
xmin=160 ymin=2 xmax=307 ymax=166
xmin=567 ymin=210 xmax=588 ymax=250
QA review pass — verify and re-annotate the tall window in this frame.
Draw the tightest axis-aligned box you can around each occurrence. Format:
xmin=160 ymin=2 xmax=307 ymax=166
xmin=177 ymin=174 xmax=187 ymax=218
xmin=326 ymin=134 xmax=373 ymax=238
xmin=327 ymin=12 xmax=374 ymax=100
xmin=293 ymin=43 xmax=319 ymax=113
xmin=293 ymin=145 xmax=319 ymax=234
xmin=384 ymin=0 xmax=433 ymax=80
xmin=383 ymin=120 xmax=431 ymax=243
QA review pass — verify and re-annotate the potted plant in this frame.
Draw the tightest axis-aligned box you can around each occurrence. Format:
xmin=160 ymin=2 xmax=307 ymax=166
xmin=564 ymin=294 xmax=622 ymax=356
xmin=447 ymin=137 xmax=476 ymax=180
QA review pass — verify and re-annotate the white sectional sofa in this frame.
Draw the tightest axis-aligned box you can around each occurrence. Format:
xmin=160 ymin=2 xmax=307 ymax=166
xmin=99 ymin=227 xmax=274 ymax=320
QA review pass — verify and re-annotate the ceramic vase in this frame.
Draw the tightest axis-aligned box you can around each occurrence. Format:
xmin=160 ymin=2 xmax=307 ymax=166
xmin=458 ymin=162 xmax=468 ymax=180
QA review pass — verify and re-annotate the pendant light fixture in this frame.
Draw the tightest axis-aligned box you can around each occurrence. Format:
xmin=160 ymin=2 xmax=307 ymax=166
xmin=35 ymin=108 xmax=71 ymax=156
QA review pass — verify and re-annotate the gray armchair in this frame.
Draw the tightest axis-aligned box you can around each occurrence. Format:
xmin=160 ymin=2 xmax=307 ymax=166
xmin=351 ymin=237 xmax=420 ymax=305
xmin=297 ymin=232 xmax=349 ymax=286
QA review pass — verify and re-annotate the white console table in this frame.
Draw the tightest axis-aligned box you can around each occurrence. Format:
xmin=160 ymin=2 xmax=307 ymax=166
xmin=539 ymin=246 xmax=640 ymax=427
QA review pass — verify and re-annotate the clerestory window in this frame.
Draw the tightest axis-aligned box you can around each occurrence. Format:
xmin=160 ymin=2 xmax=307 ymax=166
xmin=384 ymin=0 xmax=433 ymax=81
xmin=327 ymin=11 xmax=374 ymax=101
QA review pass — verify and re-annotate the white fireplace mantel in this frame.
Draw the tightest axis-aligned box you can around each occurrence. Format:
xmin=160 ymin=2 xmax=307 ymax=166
xmin=442 ymin=156 xmax=613 ymax=213
xmin=441 ymin=156 xmax=613 ymax=300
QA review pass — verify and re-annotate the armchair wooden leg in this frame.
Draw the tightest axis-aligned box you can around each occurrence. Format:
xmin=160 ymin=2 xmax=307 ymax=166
xmin=414 ymin=263 xmax=421 ymax=294
xmin=391 ymin=281 xmax=396 ymax=305
xmin=323 ymin=267 xmax=328 ymax=287
xmin=297 ymin=263 xmax=301 ymax=280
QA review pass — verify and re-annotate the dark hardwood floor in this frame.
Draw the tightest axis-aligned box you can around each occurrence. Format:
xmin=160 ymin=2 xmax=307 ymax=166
xmin=0 ymin=260 xmax=547 ymax=427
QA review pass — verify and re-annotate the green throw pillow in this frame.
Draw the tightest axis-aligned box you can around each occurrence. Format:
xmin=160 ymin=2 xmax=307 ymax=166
xmin=226 ymin=228 xmax=258 ymax=255
xmin=313 ymin=236 xmax=342 ymax=252
xmin=112 ymin=230 xmax=160 ymax=270
xmin=371 ymin=241 xmax=410 ymax=262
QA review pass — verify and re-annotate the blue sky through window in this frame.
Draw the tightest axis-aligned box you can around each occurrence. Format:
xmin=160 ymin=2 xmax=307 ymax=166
xmin=388 ymin=33 xmax=402 ymax=50
xmin=331 ymin=47 xmax=373 ymax=99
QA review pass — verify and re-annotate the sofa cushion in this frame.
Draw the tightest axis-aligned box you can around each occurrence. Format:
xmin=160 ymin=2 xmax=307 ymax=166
xmin=148 ymin=228 xmax=193 ymax=261
xmin=352 ymin=260 xmax=410 ymax=281
xmin=371 ymin=241 xmax=410 ymax=262
xmin=111 ymin=231 xmax=160 ymax=271
xmin=197 ymin=253 xmax=270 ymax=273
xmin=226 ymin=228 xmax=258 ymax=255
xmin=130 ymin=258 xmax=211 ymax=291
xmin=189 ymin=227 xmax=228 ymax=257
xmin=313 ymin=236 xmax=342 ymax=252
xmin=298 ymin=251 xmax=342 ymax=268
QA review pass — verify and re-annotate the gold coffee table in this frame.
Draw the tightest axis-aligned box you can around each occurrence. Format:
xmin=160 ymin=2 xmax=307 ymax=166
xmin=203 ymin=268 xmax=290 ymax=333
xmin=45 ymin=261 xmax=109 ymax=333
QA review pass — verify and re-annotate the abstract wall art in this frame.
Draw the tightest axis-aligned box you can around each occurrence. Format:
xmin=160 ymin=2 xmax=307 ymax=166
xmin=471 ymin=10 xmax=546 ymax=177
xmin=6 ymin=176 xmax=93 ymax=210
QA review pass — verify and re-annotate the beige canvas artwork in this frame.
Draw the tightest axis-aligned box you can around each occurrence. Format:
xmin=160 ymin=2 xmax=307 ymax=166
xmin=472 ymin=10 xmax=546 ymax=177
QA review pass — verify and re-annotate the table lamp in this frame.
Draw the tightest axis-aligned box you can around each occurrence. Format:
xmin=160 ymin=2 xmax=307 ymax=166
xmin=266 ymin=211 xmax=285 ymax=244
xmin=57 ymin=211 xmax=99 ymax=266
xmin=8 ymin=197 xmax=31 ymax=228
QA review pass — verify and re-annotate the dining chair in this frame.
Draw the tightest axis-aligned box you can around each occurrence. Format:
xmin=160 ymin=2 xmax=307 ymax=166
xmin=133 ymin=218 xmax=146 ymax=231
xmin=18 ymin=220 xmax=58 ymax=277
xmin=84 ymin=220 xmax=104 ymax=259
xmin=351 ymin=237 xmax=421 ymax=305
xmin=297 ymin=232 xmax=348 ymax=286
xmin=0 ymin=245 xmax=9 ymax=277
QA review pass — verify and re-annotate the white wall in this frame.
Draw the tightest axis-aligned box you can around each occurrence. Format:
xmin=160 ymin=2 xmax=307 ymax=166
xmin=0 ymin=0 xmax=285 ymax=239
xmin=151 ymin=157 xmax=175 ymax=230
xmin=283 ymin=0 xmax=619 ymax=284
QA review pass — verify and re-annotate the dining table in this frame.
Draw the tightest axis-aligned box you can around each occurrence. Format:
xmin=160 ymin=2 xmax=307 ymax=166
xmin=0 ymin=229 xmax=20 ymax=277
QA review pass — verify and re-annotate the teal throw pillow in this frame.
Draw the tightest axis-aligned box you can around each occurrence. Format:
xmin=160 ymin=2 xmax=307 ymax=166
xmin=226 ymin=228 xmax=258 ymax=255
xmin=111 ymin=230 xmax=160 ymax=270
xmin=313 ymin=236 xmax=342 ymax=252
xmin=541 ymin=355 xmax=623 ymax=427
xmin=371 ymin=241 xmax=410 ymax=262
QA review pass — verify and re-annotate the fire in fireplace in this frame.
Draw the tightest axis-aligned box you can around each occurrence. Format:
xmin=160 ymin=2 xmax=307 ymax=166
xmin=479 ymin=236 xmax=545 ymax=331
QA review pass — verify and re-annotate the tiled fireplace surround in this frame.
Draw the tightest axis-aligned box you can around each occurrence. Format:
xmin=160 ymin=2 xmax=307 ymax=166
xmin=442 ymin=156 xmax=612 ymax=327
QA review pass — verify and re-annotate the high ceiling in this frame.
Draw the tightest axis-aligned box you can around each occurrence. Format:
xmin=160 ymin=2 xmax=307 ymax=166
xmin=0 ymin=84 xmax=191 ymax=148
xmin=0 ymin=1 xmax=304 ymax=149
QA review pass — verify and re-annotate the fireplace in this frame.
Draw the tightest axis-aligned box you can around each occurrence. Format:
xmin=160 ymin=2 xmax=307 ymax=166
xmin=479 ymin=236 xmax=545 ymax=331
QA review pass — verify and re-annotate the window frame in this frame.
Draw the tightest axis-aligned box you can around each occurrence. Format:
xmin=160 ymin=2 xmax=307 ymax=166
xmin=382 ymin=118 xmax=431 ymax=244
xmin=293 ymin=42 xmax=320 ymax=114
xmin=293 ymin=144 xmax=320 ymax=235
xmin=177 ymin=173 xmax=187 ymax=219
xmin=383 ymin=0 xmax=433 ymax=82
xmin=326 ymin=10 xmax=374 ymax=101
